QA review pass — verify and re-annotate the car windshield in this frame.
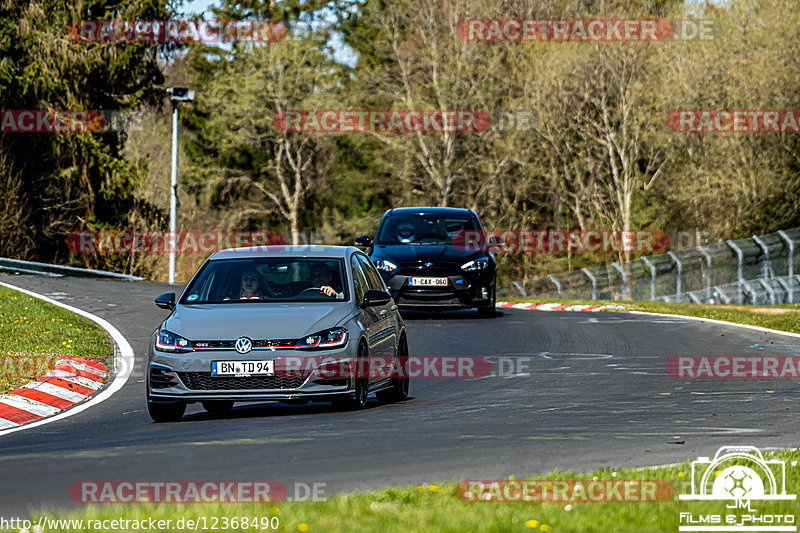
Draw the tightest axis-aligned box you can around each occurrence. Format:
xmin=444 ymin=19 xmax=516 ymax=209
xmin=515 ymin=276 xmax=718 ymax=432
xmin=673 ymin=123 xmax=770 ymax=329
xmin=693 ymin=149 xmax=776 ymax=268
xmin=180 ymin=257 xmax=348 ymax=304
xmin=376 ymin=214 xmax=479 ymax=245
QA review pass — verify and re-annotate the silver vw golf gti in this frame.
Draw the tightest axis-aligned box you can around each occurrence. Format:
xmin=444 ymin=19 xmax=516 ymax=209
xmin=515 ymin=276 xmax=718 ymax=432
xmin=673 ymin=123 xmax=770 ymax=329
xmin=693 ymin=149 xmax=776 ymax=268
xmin=146 ymin=246 xmax=409 ymax=422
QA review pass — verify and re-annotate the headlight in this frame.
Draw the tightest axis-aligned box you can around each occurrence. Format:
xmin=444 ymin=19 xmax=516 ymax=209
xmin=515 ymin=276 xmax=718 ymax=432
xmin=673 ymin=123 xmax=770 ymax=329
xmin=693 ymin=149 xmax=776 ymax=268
xmin=373 ymin=259 xmax=397 ymax=272
xmin=461 ymin=257 xmax=490 ymax=271
xmin=295 ymin=328 xmax=349 ymax=350
xmin=155 ymin=330 xmax=193 ymax=352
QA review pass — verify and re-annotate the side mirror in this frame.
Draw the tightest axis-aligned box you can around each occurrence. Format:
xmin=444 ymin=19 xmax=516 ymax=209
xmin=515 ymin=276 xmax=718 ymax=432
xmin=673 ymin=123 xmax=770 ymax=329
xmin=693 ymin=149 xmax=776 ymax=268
xmin=355 ymin=235 xmax=372 ymax=247
xmin=488 ymin=235 xmax=504 ymax=248
xmin=360 ymin=289 xmax=392 ymax=308
xmin=155 ymin=292 xmax=176 ymax=311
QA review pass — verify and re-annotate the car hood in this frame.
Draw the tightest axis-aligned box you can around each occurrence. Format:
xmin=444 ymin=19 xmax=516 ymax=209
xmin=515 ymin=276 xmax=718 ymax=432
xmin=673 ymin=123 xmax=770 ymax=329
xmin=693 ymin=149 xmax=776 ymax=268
xmin=163 ymin=303 xmax=353 ymax=340
xmin=373 ymin=244 xmax=480 ymax=265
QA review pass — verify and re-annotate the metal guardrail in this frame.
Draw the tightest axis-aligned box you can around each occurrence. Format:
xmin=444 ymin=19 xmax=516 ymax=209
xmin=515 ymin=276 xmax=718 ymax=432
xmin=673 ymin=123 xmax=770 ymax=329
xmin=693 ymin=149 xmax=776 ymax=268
xmin=0 ymin=258 xmax=143 ymax=281
xmin=505 ymin=228 xmax=800 ymax=305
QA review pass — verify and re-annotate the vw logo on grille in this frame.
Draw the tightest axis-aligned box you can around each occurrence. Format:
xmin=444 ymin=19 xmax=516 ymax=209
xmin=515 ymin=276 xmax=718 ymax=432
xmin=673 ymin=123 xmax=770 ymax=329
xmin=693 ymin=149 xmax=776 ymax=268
xmin=423 ymin=262 xmax=434 ymax=268
xmin=234 ymin=337 xmax=253 ymax=354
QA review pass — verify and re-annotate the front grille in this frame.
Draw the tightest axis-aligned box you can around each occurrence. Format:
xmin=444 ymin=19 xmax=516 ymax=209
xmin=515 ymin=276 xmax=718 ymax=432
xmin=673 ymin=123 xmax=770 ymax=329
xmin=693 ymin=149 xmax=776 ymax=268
xmin=177 ymin=372 xmax=306 ymax=391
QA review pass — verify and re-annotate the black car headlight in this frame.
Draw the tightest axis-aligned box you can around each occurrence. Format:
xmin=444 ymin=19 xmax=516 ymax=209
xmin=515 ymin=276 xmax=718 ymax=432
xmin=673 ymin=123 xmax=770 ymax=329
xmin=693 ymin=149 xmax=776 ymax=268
xmin=295 ymin=328 xmax=349 ymax=350
xmin=461 ymin=257 xmax=490 ymax=272
xmin=155 ymin=330 xmax=193 ymax=353
xmin=373 ymin=259 xmax=397 ymax=272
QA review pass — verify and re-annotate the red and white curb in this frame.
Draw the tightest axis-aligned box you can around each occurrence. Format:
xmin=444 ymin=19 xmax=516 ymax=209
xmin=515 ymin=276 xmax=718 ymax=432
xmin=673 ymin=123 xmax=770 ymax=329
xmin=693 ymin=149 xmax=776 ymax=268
xmin=0 ymin=356 xmax=108 ymax=430
xmin=497 ymin=301 xmax=625 ymax=312
xmin=0 ymin=280 xmax=134 ymax=436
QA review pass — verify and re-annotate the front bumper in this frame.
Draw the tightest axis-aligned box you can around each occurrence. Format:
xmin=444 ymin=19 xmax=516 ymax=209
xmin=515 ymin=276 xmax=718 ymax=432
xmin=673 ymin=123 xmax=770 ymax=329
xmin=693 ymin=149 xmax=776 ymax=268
xmin=147 ymin=345 xmax=357 ymax=403
xmin=384 ymin=271 xmax=495 ymax=309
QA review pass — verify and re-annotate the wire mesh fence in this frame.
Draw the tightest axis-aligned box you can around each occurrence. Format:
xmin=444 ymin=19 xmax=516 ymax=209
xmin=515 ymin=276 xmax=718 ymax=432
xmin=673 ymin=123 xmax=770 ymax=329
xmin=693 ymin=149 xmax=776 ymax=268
xmin=502 ymin=228 xmax=800 ymax=305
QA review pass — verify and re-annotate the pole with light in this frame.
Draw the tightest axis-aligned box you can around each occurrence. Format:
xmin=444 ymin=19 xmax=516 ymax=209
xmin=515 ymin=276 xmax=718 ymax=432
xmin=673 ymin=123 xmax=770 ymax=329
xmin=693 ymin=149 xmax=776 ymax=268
xmin=166 ymin=87 xmax=194 ymax=284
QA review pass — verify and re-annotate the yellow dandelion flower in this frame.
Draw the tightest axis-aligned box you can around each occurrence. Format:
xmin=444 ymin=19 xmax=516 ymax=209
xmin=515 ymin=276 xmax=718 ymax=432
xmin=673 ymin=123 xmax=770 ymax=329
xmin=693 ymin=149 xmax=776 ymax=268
xmin=678 ymin=472 xmax=685 ymax=478
xmin=416 ymin=486 xmax=424 ymax=492
xmin=270 ymin=507 xmax=280 ymax=515
xmin=298 ymin=524 xmax=309 ymax=532
xmin=428 ymin=485 xmax=438 ymax=492
xmin=525 ymin=520 xmax=539 ymax=528
xmin=540 ymin=525 xmax=552 ymax=532
xmin=62 ymin=342 xmax=67 ymax=345
xmin=715 ymin=470 xmax=721 ymax=477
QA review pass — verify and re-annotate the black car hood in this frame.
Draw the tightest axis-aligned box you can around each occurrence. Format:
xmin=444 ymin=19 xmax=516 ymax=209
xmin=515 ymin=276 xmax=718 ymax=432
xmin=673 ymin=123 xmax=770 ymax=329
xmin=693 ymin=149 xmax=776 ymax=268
xmin=373 ymin=244 xmax=482 ymax=265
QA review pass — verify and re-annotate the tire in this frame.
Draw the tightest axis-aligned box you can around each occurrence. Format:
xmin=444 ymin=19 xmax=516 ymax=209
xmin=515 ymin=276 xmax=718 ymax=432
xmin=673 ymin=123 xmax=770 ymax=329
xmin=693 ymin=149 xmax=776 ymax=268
xmin=334 ymin=343 xmax=369 ymax=410
xmin=477 ymin=283 xmax=496 ymax=318
xmin=148 ymin=401 xmax=186 ymax=423
xmin=202 ymin=400 xmax=234 ymax=414
xmin=376 ymin=335 xmax=410 ymax=404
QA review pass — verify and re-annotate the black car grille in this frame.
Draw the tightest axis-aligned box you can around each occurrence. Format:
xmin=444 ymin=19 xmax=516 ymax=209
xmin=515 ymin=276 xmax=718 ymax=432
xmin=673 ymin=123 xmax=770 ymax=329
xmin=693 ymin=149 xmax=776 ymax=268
xmin=177 ymin=372 xmax=306 ymax=391
xmin=397 ymin=264 xmax=459 ymax=277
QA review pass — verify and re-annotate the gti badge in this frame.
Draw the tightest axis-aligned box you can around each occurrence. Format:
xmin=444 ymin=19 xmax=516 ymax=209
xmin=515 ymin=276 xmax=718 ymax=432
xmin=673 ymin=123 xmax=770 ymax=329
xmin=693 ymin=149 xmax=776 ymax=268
xmin=234 ymin=336 xmax=253 ymax=354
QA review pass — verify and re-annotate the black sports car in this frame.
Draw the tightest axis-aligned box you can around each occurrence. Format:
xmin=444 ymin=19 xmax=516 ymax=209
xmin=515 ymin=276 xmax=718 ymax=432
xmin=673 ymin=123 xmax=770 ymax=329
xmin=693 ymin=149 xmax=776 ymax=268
xmin=355 ymin=207 xmax=498 ymax=317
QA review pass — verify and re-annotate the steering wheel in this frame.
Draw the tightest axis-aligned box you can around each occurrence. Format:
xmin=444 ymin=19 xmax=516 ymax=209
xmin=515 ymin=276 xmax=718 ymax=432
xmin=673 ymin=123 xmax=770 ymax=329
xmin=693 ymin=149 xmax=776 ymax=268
xmin=299 ymin=287 xmax=335 ymax=297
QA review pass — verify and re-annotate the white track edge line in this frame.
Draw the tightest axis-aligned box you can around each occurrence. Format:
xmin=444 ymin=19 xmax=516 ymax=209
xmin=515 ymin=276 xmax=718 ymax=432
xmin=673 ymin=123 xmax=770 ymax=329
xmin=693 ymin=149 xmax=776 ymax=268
xmin=624 ymin=310 xmax=800 ymax=339
xmin=0 ymin=280 xmax=134 ymax=436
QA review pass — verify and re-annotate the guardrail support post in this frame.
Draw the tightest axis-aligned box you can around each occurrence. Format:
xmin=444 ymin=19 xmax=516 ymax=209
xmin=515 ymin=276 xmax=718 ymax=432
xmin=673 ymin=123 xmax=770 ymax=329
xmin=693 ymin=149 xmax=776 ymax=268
xmin=548 ymin=274 xmax=562 ymax=298
xmin=752 ymin=235 xmax=773 ymax=279
xmin=667 ymin=252 xmax=682 ymax=297
xmin=581 ymin=268 xmax=597 ymax=300
xmin=727 ymin=240 xmax=745 ymax=304
xmin=641 ymin=257 xmax=656 ymax=301
xmin=612 ymin=262 xmax=627 ymax=300
xmin=778 ymin=230 xmax=794 ymax=303
xmin=697 ymin=246 xmax=713 ymax=302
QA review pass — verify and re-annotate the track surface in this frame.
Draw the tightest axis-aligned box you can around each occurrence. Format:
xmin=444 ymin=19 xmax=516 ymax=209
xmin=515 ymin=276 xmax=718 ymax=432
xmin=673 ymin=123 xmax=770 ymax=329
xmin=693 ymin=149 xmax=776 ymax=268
xmin=1 ymin=274 xmax=799 ymax=515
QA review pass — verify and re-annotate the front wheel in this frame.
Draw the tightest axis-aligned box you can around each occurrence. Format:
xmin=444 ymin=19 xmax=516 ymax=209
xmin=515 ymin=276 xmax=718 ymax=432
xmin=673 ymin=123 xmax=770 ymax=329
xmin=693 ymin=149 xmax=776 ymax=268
xmin=334 ymin=344 xmax=369 ymax=410
xmin=377 ymin=335 xmax=410 ymax=404
xmin=148 ymin=401 xmax=186 ymax=423
xmin=477 ymin=284 xmax=496 ymax=318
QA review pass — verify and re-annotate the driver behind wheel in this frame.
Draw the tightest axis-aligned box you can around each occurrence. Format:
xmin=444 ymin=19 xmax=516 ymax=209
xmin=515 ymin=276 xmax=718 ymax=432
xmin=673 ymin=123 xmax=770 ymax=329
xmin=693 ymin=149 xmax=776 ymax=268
xmin=309 ymin=263 xmax=343 ymax=298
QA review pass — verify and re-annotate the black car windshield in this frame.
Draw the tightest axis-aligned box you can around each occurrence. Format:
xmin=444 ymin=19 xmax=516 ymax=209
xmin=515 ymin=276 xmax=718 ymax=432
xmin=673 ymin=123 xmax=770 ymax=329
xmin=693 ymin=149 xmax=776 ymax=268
xmin=376 ymin=214 xmax=479 ymax=245
xmin=180 ymin=257 xmax=348 ymax=304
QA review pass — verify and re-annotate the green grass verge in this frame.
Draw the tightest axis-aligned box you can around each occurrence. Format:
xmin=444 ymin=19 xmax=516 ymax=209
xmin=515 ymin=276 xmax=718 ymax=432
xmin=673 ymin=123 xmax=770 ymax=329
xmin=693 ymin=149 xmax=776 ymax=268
xmin=0 ymin=287 xmax=112 ymax=392
xmin=503 ymin=297 xmax=800 ymax=334
xmin=15 ymin=449 xmax=800 ymax=532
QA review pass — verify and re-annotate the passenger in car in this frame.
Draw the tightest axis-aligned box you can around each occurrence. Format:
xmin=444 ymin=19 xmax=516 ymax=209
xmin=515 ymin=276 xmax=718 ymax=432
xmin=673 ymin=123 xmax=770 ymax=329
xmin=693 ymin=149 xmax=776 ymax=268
xmin=226 ymin=269 xmax=272 ymax=300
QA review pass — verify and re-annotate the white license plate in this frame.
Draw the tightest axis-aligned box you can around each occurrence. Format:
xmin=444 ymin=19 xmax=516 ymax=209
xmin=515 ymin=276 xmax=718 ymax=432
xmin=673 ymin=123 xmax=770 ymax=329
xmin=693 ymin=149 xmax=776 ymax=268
xmin=212 ymin=360 xmax=274 ymax=376
xmin=409 ymin=277 xmax=448 ymax=287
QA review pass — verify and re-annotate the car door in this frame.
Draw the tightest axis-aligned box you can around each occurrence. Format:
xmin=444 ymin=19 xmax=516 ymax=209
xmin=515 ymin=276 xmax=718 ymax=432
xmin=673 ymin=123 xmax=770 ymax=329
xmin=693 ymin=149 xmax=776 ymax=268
xmin=350 ymin=255 xmax=383 ymax=386
xmin=356 ymin=253 xmax=397 ymax=364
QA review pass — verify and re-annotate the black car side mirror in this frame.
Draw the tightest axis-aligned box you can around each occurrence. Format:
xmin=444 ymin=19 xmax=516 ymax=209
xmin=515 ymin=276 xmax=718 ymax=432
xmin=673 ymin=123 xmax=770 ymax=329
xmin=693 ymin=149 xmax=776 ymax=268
xmin=355 ymin=235 xmax=372 ymax=247
xmin=360 ymin=289 xmax=391 ymax=308
xmin=155 ymin=292 xmax=176 ymax=311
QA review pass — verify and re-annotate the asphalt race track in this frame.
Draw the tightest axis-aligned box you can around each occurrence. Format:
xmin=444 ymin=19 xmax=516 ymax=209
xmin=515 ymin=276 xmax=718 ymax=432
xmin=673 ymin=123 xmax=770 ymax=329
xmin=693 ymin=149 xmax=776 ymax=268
xmin=1 ymin=274 xmax=799 ymax=515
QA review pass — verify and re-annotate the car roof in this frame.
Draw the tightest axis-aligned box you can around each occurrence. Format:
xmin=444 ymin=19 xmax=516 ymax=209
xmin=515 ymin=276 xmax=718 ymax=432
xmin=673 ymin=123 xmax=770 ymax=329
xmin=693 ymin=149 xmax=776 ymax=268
xmin=209 ymin=245 xmax=360 ymax=260
xmin=385 ymin=207 xmax=475 ymax=216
